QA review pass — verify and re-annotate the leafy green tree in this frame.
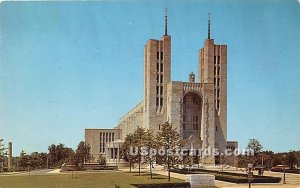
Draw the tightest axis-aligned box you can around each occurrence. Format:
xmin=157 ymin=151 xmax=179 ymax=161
xmin=261 ymin=150 xmax=274 ymax=169
xmin=18 ymin=150 xmax=30 ymax=169
xmin=143 ymin=129 xmax=157 ymax=179
xmin=132 ymin=127 xmax=147 ymax=176
xmin=287 ymin=150 xmax=298 ymax=169
xmin=0 ymin=139 xmax=5 ymax=172
xmin=246 ymin=139 xmax=263 ymax=166
xmin=157 ymin=121 xmax=182 ymax=181
xmin=0 ymin=138 xmax=4 ymax=154
xmin=48 ymin=143 xmax=74 ymax=167
xmin=75 ymin=141 xmax=91 ymax=164
xmin=120 ymin=133 xmax=138 ymax=172
xmin=246 ymin=139 xmax=263 ymax=156
xmin=18 ymin=151 xmax=49 ymax=169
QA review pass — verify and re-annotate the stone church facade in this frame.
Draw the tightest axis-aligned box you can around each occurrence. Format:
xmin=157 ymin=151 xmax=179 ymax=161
xmin=85 ymin=13 xmax=237 ymax=165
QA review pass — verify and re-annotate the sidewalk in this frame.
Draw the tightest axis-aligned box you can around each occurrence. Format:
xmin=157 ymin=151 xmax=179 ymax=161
xmin=120 ymin=166 xmax=300 ymax=188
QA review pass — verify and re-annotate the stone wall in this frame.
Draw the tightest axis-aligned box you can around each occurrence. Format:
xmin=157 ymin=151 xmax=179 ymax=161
xmin=116 ymin=102 xmax=144 ymax=140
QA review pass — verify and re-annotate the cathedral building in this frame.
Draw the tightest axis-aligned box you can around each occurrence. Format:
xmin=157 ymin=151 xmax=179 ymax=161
xmin=85 ymin=12 xmax=237 ymax=165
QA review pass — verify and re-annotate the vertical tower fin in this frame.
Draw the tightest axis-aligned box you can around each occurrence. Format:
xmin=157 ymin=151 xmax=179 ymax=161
xmin=208 ymin=13 xmax=211 ymax=39
xmin=165 ymin=8 xmax=168 ymax=36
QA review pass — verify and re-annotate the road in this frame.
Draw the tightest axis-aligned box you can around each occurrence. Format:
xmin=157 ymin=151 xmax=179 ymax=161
xmin=0 ymin=169 xmax=54 ymax=176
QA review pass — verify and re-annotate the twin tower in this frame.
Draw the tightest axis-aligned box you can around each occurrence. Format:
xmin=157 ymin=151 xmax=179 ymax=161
xmin=117 ymin=12 xmax=228 ymax=164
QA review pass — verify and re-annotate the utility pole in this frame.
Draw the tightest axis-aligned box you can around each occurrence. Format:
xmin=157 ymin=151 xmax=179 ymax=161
xmin=46 ymin=156 xmax=49 ymax=169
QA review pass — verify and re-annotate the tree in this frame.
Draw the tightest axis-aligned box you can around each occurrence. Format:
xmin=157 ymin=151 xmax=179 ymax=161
xmin=75 ymin=141 xmax=91 ymax=165
xmin=132 ymin=127 xmax=147 ymax=176
xmin=261 ymin=150 xmax=274 ymax=169
xmin=18 ymin=150 xmax=30 ymax=170
xmin=0 ymin=138 xmax=4 ymax=154
xmin=120 ymin=133 xmax=138 ymax=172
xmin=157 ymin=121 xmax=182 ymax=181
xmin=18 ymin=151 xmax=49 ymax=170
xmin=48 ymin=143 xmax=74 ymax=167
xmin=286 ymin=150 xmax=298 ymax=169
xmin=246 ymin=139 xmax=263 ymax=156
xmin=0 ymin=139 xmax=5 ymax=172
xmin=238 ymin=139 xmax=263 ymax=168
xmin=143 ymin=129 xmax=157 ymax=179
xmin=246 ymin=139 xmax=263 ymax=166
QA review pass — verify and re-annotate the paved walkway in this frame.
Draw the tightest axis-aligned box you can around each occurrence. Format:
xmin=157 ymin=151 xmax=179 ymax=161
xmin=120 ymin=166 xmax=300 ymax=188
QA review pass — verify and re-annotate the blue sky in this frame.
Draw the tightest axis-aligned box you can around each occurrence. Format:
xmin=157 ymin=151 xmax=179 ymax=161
xmin=0 ymin=0 xmax=299 ymax=155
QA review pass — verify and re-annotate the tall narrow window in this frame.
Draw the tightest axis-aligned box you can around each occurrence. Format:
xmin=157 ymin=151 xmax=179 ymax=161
xmin=214 ymin=56 xmax=216 ymax=64
xmin=193 ymin=124 xmax=198 ymax=130
xmin=214 ymin=67 xmax=216 ymax=75
xmin=160 ymin=98 xmax=163 ymax=106
xmin=156 ymin=86 xmax=159 ymax=95
xmin=156 ymin=75 xmax=159 ymax=83
xmin=160 ymin=63 xmax=163 ymax=72
xmin=160 ymin=86 xmax=163 ymax=95
xmin=193 ymin=115 xmax=198 ymax=122
xmin=157 ymin=63 xmax=159 ymax=72
xmin=218 ymin=56 xmax=220 ymax=64
xmin=156 ymin=98 xmax=159 ymax=106
xmin=157 ymin=52 xmax=159 ymax=60
xmin=217 ymin=67 xmax=220 ymax=75
xmin=100 ymin=132 xmax=102 ymax=152
xmin=160 ymin=75 xmax=163 ymax=83
xmin=160 ymin=52 xmax=164 ymax=60
xmin=217 ymin=78 xmax=220 ymax=86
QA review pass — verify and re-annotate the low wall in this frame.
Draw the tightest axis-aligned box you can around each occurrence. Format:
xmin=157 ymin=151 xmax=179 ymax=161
xmin=185 ymin=174 xmax=215 ymax=187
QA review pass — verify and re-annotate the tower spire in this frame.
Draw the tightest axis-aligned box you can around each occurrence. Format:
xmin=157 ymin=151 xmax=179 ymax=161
xmin=165 ymin=8 xmax=168 ymax=36
xmin=208 ymin=12 xmax=211 ymax=39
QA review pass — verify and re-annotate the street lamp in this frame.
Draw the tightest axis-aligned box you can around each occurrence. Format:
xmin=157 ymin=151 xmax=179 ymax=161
xmin=247 ymin=163 xmax=253 ymax=188
xmin=283 ymin=155 xmax=286 ymax=184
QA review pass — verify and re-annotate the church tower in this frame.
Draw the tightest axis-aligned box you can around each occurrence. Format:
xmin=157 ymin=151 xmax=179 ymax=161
xmin=199 ymin=13 xmax=227 ymax=153
xmin=144 ymin=9 xmax=171 ymax=133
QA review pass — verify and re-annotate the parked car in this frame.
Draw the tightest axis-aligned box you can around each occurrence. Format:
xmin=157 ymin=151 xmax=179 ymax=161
xmin=271 ymin=165 xmax=290 ymax=172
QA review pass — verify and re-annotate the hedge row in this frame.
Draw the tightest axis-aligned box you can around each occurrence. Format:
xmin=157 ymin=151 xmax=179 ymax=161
xmin=61 ymin=164 xmax=117 ymax=171
xmin=214 ymin=174 xmax=281 ymax=183
xmin=271 ymin=169 xmax=300 ymax=174
xmin=132 ymin=182 xmax=190 ymax=188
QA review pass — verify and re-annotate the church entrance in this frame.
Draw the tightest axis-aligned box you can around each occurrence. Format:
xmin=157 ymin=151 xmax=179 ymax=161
xmin=182 ymin=92 xmax=202 ymax=140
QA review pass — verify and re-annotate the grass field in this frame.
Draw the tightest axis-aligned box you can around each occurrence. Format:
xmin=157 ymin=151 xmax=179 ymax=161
xmin=0 ymin=171 xmax=184 ymax=188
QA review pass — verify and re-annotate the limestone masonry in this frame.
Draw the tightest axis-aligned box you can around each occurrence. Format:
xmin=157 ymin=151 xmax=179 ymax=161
xmin=85 ymin=12 xmax=237 ymax=165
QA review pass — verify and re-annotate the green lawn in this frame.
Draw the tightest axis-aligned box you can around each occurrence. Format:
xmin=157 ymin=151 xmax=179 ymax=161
xmin=0 ymin=171 xmax=184 ymax=188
